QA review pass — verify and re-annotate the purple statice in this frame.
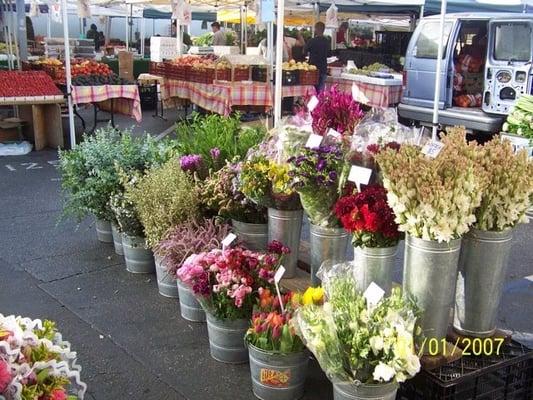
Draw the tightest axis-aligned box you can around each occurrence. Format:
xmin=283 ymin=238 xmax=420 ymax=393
xmin=180 ymin=154 xmax=203 ymax=173
xmin=210 ymin=147 xmax=221 ymax=160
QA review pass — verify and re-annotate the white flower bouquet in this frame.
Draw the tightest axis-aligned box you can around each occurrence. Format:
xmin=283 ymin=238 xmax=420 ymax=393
xmin=295 ymin=265 xmax=420 ymax=385
xmin=375 ymin=129 xmax=483 ymax=242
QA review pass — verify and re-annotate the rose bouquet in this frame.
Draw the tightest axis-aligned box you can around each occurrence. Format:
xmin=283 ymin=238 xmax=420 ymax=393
xmin=295 ymin=272 xmax=420 ymax=385
xmin=176 ymin=242 xmax=288 ymax=320
xmin=240 ymin=155 xmax=301 ymax=211
xmin=201 ymin=163 xmax=267 ymax=223
xmin=375 ymin=130 xmax=483 ymax=242
xmin=0 ymin=314 xmax=86 ymax=400
xmin=334 ymin=185 xmax=400 ymax=247
xmin=310 ymin=86 xmax=364 ymax=136
xmin=288 ymin=145 xmax=347 ymax=227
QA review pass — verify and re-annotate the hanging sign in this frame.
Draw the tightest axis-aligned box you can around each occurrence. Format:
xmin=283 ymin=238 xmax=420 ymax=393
xmin=171 ymin=0 xmax=180 ymax=20
xmin=325 ymin=3 xmax=338 ymax=29
xmin=30 ymin=0 xmax=40 ymax=18
xmin=76 ymin=0 xmax=91 ymax=18
xmin=260 ymin=0 xmax=275 ymax=23
xmin=181 ymin=1 xmax=192 ymax=26
xmin=50 ymin=1 xmax=62 ymax=24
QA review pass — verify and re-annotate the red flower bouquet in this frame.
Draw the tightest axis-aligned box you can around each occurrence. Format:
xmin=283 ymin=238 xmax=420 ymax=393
xmin=334 ymin=185 xmax=400 ymax=247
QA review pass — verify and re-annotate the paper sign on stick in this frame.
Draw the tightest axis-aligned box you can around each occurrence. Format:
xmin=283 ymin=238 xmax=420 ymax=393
xmin=305 ymin=133 xmax=323 ymax=149
xmin=348 ymin=165 xmax=372 ymax=192
xmin=307 ymin=96 xmax=319 ymax=112
xmin=364 ymin=282 xmax=385 ymax=309
xmin=221 ymin=233 xmax=237 ymax=250
xmin=274 ymin=266 xmax=286 ymax=314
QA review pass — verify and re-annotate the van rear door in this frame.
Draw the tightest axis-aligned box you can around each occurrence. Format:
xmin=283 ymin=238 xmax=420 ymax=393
xmin=483 ymin=18 xmax=533 ymax=114
xmin=403 ymin=19 xmax=455 ymax=109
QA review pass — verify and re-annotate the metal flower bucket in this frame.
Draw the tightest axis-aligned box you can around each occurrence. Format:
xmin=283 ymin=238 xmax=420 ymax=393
xmin=454 ymin=228 xmax=513 ymax=337
xmin=403 ymin=234 xmax=461 ymax=353
xmin=122 ymin=233 xmax=155 ymax=274
xmin=155 ymin=255 xmax=179 ymax=298
xmin=526 ymin=205 xmax=533 ymax=222
xmin=268 ymin=208 xmax=303 ymax=278
xmin=248 ymin=344 xmax=309 ymax=400
xmin=354 ymin=245 xmax=398 ymax=295
xmin=111 ymin=223 xmax=124 ymax=256
xmin=309 ymin=224 xmax=350 ymax=286
xmin=232 ymin=220 xmax=269 ymax=251
xmin=333 ymin=381 xmax=399 ymax=400
xmin=177 ymin=280 xmax=206 ymax=322
xmin=95 ymin=219 xmax=113 ymax=243
xmin=206 ymin=313 xmax=249 ymax=364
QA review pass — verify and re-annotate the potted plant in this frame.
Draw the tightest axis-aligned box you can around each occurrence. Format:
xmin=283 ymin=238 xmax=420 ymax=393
xmin=245 ymin=288 xmax=320 ymax=400
xmin=295 ymin=272 xmax=421 ymax=400
xmin=454 ymin=138 xmax=533 ymax=337
xmin=154 ymin=218 xmax=231 ymax=308
xmin=125 ymin=158 xmax=200 ymax=275
xmin=375 ymin=129 xmax=483 ymax=352
xmin=0 ymin=314 xmax=87 ymax=399
xmin=177 ymin=242 xmax=287 ymax=363
xmin=202 ymin=162 xmax=268 ymax=251
xmin=288 ymin=145 xmax=351 ymax=285
xmin=333 ymin=185 xmax=401 ymax=294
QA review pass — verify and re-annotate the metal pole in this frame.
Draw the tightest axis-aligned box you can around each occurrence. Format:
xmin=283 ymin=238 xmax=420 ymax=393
xmin=273 ymin=0 xmax=285 ymax=125
xmin=15 ymin=0 xmax=27 ymax=61
xmin=176 ymin=19 xmax=182 ymax=55
xmin=61 ymin=0 xmax=76 ymax=148
xmin=125 ymin=11 xmax=129 ymax=51
xmin=47 ymin=8 xmax=52 ymax=39
xmin=140 ymin=14 xmax=145 ymax=58
xmin=420 ymin=5 xmax=425 ymax=20
xmin=244 ymin=5 xmax=248 ymax=54
xmin=431 ymin=0 xmax=447 ymax=141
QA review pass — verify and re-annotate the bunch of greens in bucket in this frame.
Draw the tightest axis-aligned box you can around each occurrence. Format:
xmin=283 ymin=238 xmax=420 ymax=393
xmin=502 ymin=94 xmax=533 ymax=139
xmin=295 ymin=265 xmax=421 ymax=385
xmin=175 ymin=113 xmax=266 ymax=173
xmin=201 ymin=162 xmax=267 ymax=223
xmin=125 ymin=158 xmax=201 ymax=248
xmin=245 ymin=287 xmax=324 ymax=353
xmin=288 ymin=144 xmax=348 ymax=227
xmin=154 ymin=218 xmax=231 ymax=279
xmin=176 ymin=242 xmax=288 ymax=320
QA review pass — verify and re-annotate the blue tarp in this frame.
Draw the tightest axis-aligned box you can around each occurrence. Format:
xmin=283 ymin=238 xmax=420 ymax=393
xmin=423 ymin=0 xmax=528 ymax=14
xmin=142 ymin=8 xmax=216 ymax=21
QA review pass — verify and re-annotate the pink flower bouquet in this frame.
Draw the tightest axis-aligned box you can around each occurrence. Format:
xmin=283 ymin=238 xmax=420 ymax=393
xmin=177 ymin=243 xmax=287 ymax=320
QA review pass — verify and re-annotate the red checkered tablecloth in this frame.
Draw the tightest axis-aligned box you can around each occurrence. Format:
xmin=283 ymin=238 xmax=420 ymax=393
xmin=161 ymin=79 xmax=273 ymax=115
xmin=71 ymin=85 xmax=142 ymax=123
xmin=326 ymin=77 xmax=402 ymax=108
xmin=282 ymin=85 xmax=316 ymax=98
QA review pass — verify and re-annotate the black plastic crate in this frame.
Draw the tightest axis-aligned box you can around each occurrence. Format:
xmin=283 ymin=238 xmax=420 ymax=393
xmin=252 ymin=66 xmax=268 ymax=82
xmin=398 ymin=340 xmax=533 ymax=400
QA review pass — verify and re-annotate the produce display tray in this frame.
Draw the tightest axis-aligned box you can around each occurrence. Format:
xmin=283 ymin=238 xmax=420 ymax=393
xmin=0 ymin=95 xmax=65 ymax=105
xmin=340 ymin=72 xmax=402 ymax=86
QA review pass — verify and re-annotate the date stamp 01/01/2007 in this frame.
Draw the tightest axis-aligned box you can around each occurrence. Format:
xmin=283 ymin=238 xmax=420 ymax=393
xmin=418 ymin=337 xmax=506 ymax=357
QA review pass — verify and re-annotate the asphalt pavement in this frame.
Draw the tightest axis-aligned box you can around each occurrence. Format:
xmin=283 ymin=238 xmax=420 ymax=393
xmin=0 ymin=111 xmax=532 ymax=399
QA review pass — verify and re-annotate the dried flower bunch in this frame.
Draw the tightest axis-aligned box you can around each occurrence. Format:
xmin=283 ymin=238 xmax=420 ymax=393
xmin=474 ymin=138 xmax=533 ymax=231
xmin=201 ymin=163 xmax=267 ymax=224
xmin=154 ymin=218 xmax=231 ymax=277
xmin=376 ymin=129 xmax=482 ymax=242
xmin=126 ymin=158 xmax=200 ymax=247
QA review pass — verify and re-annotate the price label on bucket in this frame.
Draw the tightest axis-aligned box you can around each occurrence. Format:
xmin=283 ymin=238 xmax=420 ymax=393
xmin=364 ymin=282 xmax=385 ymax=310
xmin=348 ymin=165 xmax=372 ymax=192
xmin=327 ymin=128 xmax=341 ymax=139
xmin=221 ymin=233 xmax=237 ymax=250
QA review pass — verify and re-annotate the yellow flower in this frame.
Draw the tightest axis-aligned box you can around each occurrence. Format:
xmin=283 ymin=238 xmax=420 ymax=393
xmin=301 ymin=287 xmax=324 ymax=305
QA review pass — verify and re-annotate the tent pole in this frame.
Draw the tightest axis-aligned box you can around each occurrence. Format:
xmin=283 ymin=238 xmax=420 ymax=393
xmin=431 ymin=0 xmax=447 ymax=141
xmin=47 ymin=8 xmax=52 ymax=39
xmin=273 ymin=0 xmax=285 ymax=126
xmin=61 ymin=0 xmax=76 ymax=148
xmin=244 ymin=5 xmax=248 ymax=54
xmin=176 ymin=19 xmax=182 ymax=56
xmin=125 ymin=10 xmax=129 ymax=51
xmin=4 ymin=0 xmax=14 ymax=70
xmin=419 ymin=5 xmax=424 ymax=19
xmin=10 ymin=0 xmax=21 ymax=69
xmin=140 ymin=14 xmax=145 ymax=58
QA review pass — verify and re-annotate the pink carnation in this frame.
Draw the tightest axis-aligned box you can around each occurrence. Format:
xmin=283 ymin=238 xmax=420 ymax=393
xmin=0 ymin=361 xmax=11 ymax=393
xmin=50 ymin=389 xmax=67 ymax=400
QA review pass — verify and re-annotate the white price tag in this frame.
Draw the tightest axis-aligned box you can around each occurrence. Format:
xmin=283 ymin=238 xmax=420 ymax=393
xmin=305 ymin=133 xmax=323 ymax=149
xmin=348 ymin=165 xmax=372 ymax=192
xmin=307 ymin=95 xmax=319 ymax=112
xmin=274 ymin=266 xmax=286 ymax=314
xmin=221 ymin=233 xmax=237 ymax=250
xmin=421 ymin=141 xmax=444 ymax=158
xmin=327 ymin=128 xmax=341 ymax=139
xmin=363 ymin=282 xmax=385 ymax=309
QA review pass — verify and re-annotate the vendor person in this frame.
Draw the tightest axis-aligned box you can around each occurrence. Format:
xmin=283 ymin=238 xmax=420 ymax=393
xmin=86 ymin=24 xmax=99 ymax=50
xmin=304 ymin=21 xmax=330 ymax=92
xmin=336 ymin=22 xmax=349 ymax=47
xmin=211 ymin=22 xmax=226 ymax=46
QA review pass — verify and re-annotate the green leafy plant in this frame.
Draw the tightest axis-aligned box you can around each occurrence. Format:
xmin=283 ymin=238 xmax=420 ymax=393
xmin=175 ymin=113 xmax=266 ymax=172
xmin=126 ymin=158 xmax=201 ymax=248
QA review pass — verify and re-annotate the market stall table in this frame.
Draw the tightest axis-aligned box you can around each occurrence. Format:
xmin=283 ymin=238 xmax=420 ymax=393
xmin=326 ymin=76 xmax=402 ymax=108
xmin=71 ymin=85 xmax=142 ymax=131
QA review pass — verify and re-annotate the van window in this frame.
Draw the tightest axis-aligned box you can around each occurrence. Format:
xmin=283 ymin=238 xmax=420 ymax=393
xmin=414 ymin=21 xmax=453 ymax=59
xmin=494 ymin=23 xmax=532 ymax=62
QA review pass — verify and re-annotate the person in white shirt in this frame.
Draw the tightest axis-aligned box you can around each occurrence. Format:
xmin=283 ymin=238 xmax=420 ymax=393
xmin=211 ymin=22 xmax=226 ymax=46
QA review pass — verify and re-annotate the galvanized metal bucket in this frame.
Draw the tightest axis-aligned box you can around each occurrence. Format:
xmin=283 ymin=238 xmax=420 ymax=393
xmin=95 ymin=219 xmax=113 ymax=243
xmin=155 ymin=255 xmax=179 ymax=298
xmin=177 ymin=280 xmax=206 ymax=322
xmin=454 ymin=228 xmax=513 ymax=337
xmin=206 ymin=313 xmax=249 ymax=364
xmin=232 ymin=220 xmax=269 ymax=251
xmin=333 ymin=381 xmax=398 ymax=400
xmin=122 ymin=233 xmax=155 ymax=274
xmin=526 ymin=206 xmax=533 ymax=222
xmin=403 ymin=234 xmax=461 ymax=353
xmin=354 ymin=245 xmax=398 ymax=295
xmin=248 ymin=344 xmax=309 ymax=400
xmin=268 ymin=208 xmax=303 ymax=278
xmin=309 ymin=224 xmax=350 ymax=286
xmin=111 ymin=223 xmax=124 ymax=256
